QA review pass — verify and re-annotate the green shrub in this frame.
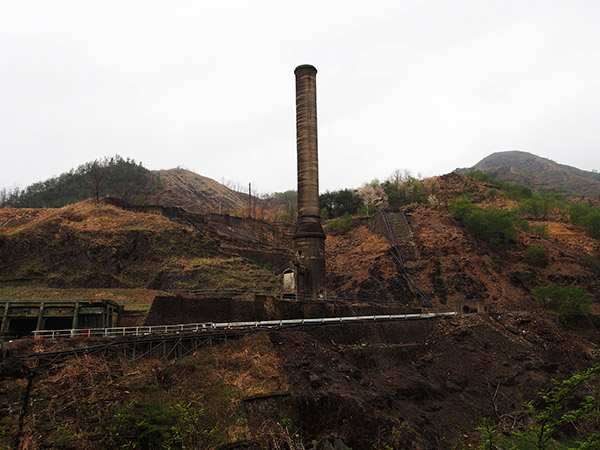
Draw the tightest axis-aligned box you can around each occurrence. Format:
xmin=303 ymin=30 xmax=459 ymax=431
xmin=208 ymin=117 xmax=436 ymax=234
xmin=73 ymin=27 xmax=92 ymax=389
xmin=569 ymin=202 xmax=593 ymax=224
xmin=583 ymin=254 xmax=600 ymax=273
xmin=585 ymin=211 xmax=600 ymax=238
xmin=525 ymin=246 xmax=548 ymax=267
xmin=451 ymin=198 xmax=517 ymax=247
xmin=466 ymin=171 xmax=533 ymax=201
xmin=569 ymin=202 xmax=600 ymax=239
xmin=319 ymin=189 xmax=363 ymax=218
xmin=103 ymin=397 xmax=217 ymax=449
xmin=515 ymin=217 xmax=530 ymax=231
xmin=487 ymin=187 xmax=499 ymax=198
xmin=327 ymin=212 xmax=353 ymax=233
xmin=465 ymin=170 xmax=533 ymax=201
xmin=450 ymin=198 xmax=478 ymax=221
xmin=357 ymin=204 xmax=378 ymax=216
xmin=532 ymin=223 xmax=550 ymax=239
xmin=475 ymin=365 xmax=600 ymax=449
xmin=517 ymin=269 xmax=532 ymax=282
xmin=519 ymin=197 xmax=551 ymax=220
xmin=466 ymin=170 xmax=493 ymax=183
xmin=533 ymin=285 xmax=592 ymax=319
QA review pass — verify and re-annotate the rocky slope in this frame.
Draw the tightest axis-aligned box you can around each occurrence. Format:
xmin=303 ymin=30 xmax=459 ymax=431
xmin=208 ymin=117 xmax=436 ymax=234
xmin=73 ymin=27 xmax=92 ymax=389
xmin=152 ymin=168 xmax=249 ymax=212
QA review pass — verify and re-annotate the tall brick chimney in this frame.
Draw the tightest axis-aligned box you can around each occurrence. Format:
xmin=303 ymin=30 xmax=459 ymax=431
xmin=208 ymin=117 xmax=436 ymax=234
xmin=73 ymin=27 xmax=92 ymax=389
xmin=292 ymin=64 xmax=326 ymax=298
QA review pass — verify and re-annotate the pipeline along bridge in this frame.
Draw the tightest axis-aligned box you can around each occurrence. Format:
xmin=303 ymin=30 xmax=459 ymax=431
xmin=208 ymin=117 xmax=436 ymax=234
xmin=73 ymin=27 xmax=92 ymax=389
xmin=16 ymin=311 xmax=457 ymax=366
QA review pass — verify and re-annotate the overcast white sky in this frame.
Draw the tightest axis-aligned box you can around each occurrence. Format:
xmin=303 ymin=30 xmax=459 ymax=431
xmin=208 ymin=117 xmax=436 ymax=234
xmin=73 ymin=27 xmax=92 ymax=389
xmin=1 ymin=0 xmax=599 ymax=194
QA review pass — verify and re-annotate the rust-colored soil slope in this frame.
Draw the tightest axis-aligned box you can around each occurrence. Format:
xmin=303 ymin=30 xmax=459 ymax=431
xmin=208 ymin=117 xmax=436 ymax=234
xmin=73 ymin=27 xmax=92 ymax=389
xmin=1 ymin=173 xmax=600 ymax=448
xmin=152 ymin=168 xmax=247 ymax=212
xmin=324 ymin=173 xmax=599 ymax=313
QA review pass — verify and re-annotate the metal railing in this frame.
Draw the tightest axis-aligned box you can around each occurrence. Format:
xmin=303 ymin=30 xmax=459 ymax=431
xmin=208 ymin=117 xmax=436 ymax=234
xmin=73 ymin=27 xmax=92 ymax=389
xmin=32 ymin=311 xmax=457 ymax=339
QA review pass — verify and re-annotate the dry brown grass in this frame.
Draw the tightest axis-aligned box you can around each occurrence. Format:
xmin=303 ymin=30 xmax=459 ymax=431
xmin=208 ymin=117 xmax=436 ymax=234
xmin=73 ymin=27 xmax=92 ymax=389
xmin=0 ymin=200 xmax=185 ymax=236
xmin=2 ymin=331 xmax=290 ymax=449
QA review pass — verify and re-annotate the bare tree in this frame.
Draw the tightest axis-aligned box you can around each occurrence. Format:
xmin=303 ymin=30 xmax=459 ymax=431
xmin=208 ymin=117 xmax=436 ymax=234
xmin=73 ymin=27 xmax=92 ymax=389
xmin=84 ymin=158 xmax=109 ymax=204
xmin=0 ymin=186 xmax=21 ymax=207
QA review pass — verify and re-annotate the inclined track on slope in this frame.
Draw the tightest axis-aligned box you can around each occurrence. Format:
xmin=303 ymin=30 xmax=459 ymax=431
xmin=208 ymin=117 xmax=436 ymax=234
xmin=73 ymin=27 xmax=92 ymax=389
xmin=380 ymin=209 xmax=433 ymax=308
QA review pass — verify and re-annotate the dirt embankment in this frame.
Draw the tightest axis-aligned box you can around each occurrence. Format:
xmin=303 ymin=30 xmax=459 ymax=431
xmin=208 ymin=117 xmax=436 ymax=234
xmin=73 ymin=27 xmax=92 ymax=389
xmin=269 ymin=311 xmax=596 ymax=448
xmin=1 ymin=312 xmax=596 ymax=449
xmin=0 ymin=201 xmax=288 ymax=292
xmin=326 ymin=223 xmax=415 ymax=301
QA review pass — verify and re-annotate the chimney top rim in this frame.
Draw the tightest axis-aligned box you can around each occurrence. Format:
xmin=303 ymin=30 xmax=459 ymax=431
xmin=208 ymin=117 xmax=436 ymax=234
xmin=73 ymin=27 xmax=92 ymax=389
xmin=294 ymin=64 xmax=317 ymax=75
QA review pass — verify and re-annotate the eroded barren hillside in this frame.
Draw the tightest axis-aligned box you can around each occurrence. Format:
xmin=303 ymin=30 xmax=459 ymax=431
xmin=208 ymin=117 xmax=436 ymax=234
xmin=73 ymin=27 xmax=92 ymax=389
xmin=1 ymin=173 xmax=600 ymax=448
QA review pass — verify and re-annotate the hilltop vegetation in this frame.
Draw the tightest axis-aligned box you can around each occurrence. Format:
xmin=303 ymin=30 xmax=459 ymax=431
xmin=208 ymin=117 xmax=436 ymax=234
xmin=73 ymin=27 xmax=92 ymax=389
xmin=0 ymin=157 xmax=252 ymax=213
xmin=0 ymin=156 xmax=161 ymax=208
xmin=456 ymin=150 xmax=600 ymax=197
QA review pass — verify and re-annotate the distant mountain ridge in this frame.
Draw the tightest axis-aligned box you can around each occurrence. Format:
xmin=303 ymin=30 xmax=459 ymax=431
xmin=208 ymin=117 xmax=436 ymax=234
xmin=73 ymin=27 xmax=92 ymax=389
xmin=456 ymin=151 xmax=600 ymax=197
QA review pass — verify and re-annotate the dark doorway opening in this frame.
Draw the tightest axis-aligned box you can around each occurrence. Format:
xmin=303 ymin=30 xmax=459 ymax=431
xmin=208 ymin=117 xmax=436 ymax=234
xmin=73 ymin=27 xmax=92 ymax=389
xmin=8 ymin=318 xmax=38 ymax=337
xmin=43 ymin=317 xmax=74 ymax=330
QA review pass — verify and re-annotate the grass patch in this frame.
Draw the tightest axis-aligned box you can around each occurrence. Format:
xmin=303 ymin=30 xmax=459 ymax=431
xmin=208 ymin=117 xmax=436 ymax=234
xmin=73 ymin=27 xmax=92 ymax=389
xmin=164 ymin=256 xmax=279 ymax=292
xmin=583 ymin=254 xmax=600 ymax=274
xmin=327 ymin=212 xmax=354 ymax=234
xmin=532 ymin=223 xmax=550 ymax=239
xmin=517 ymin=269 xmax=532 ymax=282
xmin=525 ymin=246 xmax=548 ymax=267
xmin=103 ymin=395 xmax=218 ymax=449
xmin=0 ymin=285 xmax=162 ymax=310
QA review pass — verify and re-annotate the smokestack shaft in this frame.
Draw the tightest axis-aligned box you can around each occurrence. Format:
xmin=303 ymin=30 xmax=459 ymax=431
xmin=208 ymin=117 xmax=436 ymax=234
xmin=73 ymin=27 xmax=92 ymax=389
xmin=292 ymin=64 xmax=325 ymax=298
xmin=295 ymin=65 xmax=320 ymax=218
